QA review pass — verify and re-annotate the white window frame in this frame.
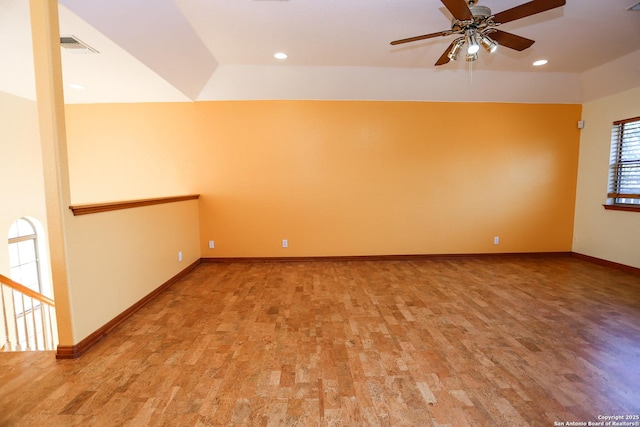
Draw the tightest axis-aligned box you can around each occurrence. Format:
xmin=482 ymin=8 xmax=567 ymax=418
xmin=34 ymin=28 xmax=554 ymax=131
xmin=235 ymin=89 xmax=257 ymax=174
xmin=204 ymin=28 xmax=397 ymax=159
xmin=606 ymin=116 xmax=640 ymax=212
xmin=8 ymin=218 xmax=43 ymax=294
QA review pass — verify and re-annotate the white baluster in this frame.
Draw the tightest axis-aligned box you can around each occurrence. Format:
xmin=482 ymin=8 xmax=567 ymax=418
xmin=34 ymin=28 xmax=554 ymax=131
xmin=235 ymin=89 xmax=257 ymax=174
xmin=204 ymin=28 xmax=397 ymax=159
xmin=11 ymin=289 xmax=22 ymax=351
xmin=40 ymin=302 xmax=49 ymax=350
xmin=0 ymin=278 xmax=58 ymax=352
xmin=51 ymin=307 xmax=57 ymax=350
xmin=31 ymin=297 xmax=40 ymax=350
xmin=48 ymin=305 xmax=57 ymax=350
xmin=1 ymin=285 xmax=12 ymax=350
xmin=21 ymin=293 xmax=30 ymax=350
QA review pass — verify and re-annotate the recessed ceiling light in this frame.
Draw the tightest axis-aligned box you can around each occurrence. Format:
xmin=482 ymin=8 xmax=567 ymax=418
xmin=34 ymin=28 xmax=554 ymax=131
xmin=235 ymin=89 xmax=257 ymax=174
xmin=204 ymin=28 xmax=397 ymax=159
xmin=68 ymin=83 xmax=86 ymax=90
xmin=533 ymin=59 xmax=548 ymax=67
xmin=274 ymin=52 xmax=288 ymax=60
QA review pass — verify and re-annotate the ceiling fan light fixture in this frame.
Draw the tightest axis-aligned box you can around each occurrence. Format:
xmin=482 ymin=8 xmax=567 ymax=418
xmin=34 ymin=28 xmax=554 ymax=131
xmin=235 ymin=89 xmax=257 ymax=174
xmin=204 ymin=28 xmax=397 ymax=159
xmin=466 ymin=31 xmax=480 ymax=55
xmin=448 ymin=38 xmax=465 ymax=61
xmin=479 ymin=34 xmax=498 ymax=53
xmin=466 ymin=52 xmax=478 ymax=62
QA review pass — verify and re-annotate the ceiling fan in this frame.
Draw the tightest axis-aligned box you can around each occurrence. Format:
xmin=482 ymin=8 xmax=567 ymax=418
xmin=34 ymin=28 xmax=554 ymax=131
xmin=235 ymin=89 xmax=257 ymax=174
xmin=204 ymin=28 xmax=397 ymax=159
xmin=390 ymin=0 xmax=566 ymax=66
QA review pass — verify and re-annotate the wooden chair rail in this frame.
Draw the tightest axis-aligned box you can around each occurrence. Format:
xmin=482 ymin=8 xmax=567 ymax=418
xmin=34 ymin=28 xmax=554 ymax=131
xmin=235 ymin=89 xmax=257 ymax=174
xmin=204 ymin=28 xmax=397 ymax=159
xmin=69 ymin=194 xmax=200 ymax=216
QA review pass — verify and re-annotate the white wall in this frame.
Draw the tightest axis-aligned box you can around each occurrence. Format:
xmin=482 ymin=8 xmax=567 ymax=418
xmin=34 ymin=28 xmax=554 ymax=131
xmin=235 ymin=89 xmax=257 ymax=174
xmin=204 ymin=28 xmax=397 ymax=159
xmin=580 ymin=50 xmax=640 ymax=104
xmin=0 ymin=91 xmax=48 ymax=278
xmin=573 ymin=86 xmax=640 ymax=269
xmin=200 ymin=65 xmax=583 ymax=104
xmin=65 ymin=199 xmax=200 ymax=342
xmin=0 ymin=90 xmax=49 ymax=348
xmin=0 ymin=91 xmax=201 ymax=346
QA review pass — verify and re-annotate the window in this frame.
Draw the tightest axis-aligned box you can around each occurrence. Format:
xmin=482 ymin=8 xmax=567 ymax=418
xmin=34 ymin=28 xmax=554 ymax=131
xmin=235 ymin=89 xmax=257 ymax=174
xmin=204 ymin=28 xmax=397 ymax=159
xmin=606 ymin=116 xmax=640 ymax=211
xmin=8 ymin=218 xmax=43 ymax=293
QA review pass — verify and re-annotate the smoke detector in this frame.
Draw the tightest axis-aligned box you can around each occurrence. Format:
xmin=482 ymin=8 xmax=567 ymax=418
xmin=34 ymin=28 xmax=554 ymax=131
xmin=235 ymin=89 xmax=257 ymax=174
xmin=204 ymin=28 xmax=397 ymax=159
xmin=60 ymin=35 xmax=99 ymax=54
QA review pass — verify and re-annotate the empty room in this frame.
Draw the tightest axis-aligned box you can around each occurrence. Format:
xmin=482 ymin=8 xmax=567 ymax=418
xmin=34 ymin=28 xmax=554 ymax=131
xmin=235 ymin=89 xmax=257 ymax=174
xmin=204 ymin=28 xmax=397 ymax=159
xmin=1 ymin=0 xmax=639 ymax=425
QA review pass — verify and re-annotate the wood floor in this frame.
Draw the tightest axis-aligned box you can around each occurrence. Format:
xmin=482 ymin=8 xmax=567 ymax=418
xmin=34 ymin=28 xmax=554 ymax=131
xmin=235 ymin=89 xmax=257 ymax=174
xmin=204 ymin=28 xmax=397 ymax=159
xmin=1 ymin=256 xmax=639 ymax=426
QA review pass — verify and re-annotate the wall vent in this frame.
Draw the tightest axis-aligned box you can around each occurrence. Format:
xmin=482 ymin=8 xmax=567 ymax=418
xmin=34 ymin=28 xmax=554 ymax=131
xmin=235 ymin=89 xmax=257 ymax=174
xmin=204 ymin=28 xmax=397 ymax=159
xmin=60 ymin=35 xmax=99 ymax=54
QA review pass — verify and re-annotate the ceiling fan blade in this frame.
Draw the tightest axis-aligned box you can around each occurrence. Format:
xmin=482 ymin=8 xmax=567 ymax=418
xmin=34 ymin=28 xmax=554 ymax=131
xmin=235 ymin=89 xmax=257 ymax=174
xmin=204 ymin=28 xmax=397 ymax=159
xmin=390 ymin=30 xmax=450 ymax=46
xmin=435 ymin=41 xmax=456 ymax=66
xmin=493 ymin=0 xmax=566 ymax=24
xmin=440 ymin=0 xmax=474 ymax=21
xmin=489 ymin=29 xmax=535 ymax=51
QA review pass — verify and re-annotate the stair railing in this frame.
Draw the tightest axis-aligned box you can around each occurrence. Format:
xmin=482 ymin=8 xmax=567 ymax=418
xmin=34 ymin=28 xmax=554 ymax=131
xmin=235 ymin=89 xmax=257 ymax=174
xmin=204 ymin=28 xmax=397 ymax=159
xmin=0 ymin=273 xmax=58 ymax=352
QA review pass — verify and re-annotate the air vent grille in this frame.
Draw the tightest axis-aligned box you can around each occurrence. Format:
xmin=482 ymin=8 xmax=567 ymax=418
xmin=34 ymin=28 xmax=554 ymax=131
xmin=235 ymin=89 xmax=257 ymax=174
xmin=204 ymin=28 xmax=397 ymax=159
xmin=60 ymin=35 xmax=99 ymax=54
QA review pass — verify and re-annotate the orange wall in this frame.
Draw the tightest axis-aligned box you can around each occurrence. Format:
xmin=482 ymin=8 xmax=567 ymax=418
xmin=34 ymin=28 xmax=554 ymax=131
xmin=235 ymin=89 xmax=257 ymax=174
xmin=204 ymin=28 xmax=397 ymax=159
xmin=65 ymin=102 xmax=199 ymax=203
xmin=65 ymin=100 xmax=581 ymax=258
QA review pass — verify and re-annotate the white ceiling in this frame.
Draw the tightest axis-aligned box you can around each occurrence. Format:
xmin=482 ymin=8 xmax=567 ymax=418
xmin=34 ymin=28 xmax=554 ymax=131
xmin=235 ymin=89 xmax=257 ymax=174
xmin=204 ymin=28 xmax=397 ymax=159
xmin=174 ymin=0 xmax=639 ymax=72
xmin=1 ymin=0 xmax=639 ymax=104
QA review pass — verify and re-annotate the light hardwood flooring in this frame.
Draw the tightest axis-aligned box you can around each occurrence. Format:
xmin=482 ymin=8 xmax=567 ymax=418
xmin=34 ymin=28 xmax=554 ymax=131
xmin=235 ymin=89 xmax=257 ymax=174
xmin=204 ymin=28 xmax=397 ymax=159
xmin=1 ymin=256 xmax=639 ymax=426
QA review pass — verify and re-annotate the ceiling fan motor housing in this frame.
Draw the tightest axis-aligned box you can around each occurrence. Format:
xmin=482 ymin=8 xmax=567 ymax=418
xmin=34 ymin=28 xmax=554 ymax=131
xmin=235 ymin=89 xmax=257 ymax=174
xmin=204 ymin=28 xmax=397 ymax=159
xmin=451 ymin=5 xmax=493 ymax=30
xmin=469 ymin=5 xmax=492 ymax=18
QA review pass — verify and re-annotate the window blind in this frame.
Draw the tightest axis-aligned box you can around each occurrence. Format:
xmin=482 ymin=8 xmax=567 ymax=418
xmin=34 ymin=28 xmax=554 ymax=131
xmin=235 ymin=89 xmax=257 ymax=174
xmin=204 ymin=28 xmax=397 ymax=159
xmin=608 ymin=116 xmax=640 ymax=205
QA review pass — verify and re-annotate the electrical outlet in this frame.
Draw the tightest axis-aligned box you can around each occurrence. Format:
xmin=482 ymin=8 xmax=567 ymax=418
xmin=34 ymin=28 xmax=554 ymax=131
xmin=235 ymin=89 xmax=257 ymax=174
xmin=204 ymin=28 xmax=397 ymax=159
xmin=282 ymin=239 xmax=288 ymax=248
xmin=178 ymin=251 xmax=183 ymax=261
xmin=493 ymin=236 xmax=500 ymax=245
xmin=208 ymin=240 xmax=215 ymax=249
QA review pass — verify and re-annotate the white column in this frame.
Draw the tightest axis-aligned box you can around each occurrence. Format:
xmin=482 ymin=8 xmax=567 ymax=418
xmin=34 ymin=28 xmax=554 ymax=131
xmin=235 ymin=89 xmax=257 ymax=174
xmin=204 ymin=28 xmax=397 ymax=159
xmin=28 ymin=0 xmax=75 ymax=348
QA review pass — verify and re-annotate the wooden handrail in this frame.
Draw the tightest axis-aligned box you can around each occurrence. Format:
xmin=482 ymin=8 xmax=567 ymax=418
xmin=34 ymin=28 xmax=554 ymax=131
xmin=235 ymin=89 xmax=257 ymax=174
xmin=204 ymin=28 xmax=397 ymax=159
xmin=69 ymin=194 xmax=200 ymax=216
xmin=0 ymin=273 xmax=55 ymax=306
